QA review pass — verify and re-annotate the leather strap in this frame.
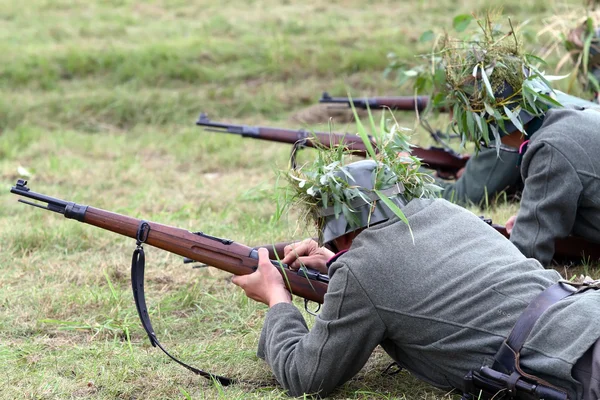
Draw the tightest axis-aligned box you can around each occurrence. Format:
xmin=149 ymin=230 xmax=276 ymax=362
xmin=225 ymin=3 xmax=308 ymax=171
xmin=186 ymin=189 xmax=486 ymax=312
xmin=131 ymin=221 xmax=233 ymax=385
xmin=492 ymin=282 xmax=577 ymax=374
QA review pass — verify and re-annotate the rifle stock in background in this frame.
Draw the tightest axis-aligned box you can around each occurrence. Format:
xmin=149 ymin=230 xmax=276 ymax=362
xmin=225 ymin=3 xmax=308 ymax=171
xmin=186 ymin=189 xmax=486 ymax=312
xmin=319 ymin=92 xmax=449 ymax=113
xmin=196 ymin=114 xmax=469 ymax=179
xmin=261 ymin=221 xmax=600 ymax=265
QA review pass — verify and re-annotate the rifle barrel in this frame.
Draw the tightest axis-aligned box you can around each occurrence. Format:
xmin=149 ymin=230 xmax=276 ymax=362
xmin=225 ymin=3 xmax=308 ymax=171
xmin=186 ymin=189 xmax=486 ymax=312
xmin=196 ymin=117 xmax=467 ymax=176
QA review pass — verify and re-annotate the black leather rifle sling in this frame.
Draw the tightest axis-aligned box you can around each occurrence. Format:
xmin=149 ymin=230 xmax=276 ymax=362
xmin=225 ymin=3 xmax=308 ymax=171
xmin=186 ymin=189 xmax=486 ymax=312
xmin=131 ymin=221 xmax=233 ymax=385
xmin=492 ymin=279 xmax=600 ymax=392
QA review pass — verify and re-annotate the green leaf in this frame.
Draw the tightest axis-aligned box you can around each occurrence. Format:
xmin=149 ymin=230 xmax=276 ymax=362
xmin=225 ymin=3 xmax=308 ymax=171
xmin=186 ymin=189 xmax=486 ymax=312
xmin=543 ymin=74 xmax=570 ymax=82
xmin=419 ymin=30 xmax=435 ymax=43
xmin=524 ymin=54 xmax=547 ymax=66
xmin=503 ymin=106 xmax=524 ymax=133
xmin=490 ymin=125 xmax=502 ymax=157
xmin=433 ymin=68 xmax=446 ymax=87
xmin=522 ymin=85 xmax=538 ymax=111
xmin=588 ymin=72 xmax=600 ymax=92
xmin=348 ymin=93 xmax=377 ymax=159
xmin=480 ymin=65 xmax=495 ymax=98
xmin=334 ymin=202 xmax=342 ymax=218
xmin=433 ymin=92 xmax=446 ymax=105
xmin=374 ymin=190 xmax=414 ymax=242
xmin=536 ymin=91 xmax=562 ymax=108
xmin=453 ymin=14 xmax=473 ymax=32
xmin=586 ymin=17 xmax=595 ymax=34
xmin=466 ymin=112 xmax=475 ymax=136
xmin=483 ymin=102 xmax=496 ymax=117
xmin=583 ymin=30 xmax=594 ymax=73
xmin=492 ymin=108 xmax=506 ymax=133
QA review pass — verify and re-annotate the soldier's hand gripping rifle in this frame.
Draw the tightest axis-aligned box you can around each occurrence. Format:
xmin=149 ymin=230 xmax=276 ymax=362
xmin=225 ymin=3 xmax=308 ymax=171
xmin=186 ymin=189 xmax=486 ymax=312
xmin=196 ymin=114 xmax=469 ymax=179
xmin=10 ymin=179 xmax=329 ymax=384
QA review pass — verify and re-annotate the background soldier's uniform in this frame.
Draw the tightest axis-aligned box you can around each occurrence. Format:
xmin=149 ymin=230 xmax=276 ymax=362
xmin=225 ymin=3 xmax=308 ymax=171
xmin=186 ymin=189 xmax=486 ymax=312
xmin=438 ymin=148 xmax=521 ymax=206
xmin=437 ymin=92 xmax=598 ymax=206
xmin=257 ymin=199 xmax=600 ymax=398
xmin=510 ymin=106 xmax=600 ymax=266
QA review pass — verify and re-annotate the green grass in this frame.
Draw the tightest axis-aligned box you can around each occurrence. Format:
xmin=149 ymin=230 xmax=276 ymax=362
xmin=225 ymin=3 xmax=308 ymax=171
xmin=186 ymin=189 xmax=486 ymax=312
xmin=0 ymin=0 xmax=596 ymax=399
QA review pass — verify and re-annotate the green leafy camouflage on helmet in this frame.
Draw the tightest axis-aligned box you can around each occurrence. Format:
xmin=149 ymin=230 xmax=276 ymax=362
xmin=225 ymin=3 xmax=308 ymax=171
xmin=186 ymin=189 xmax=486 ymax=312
xmin=537 ymin=5 xmax=600 ymax=97
xmin=279 ymin=111 xmax=441 ymax=246
xmin=435 ymin=13 xmax=563 ymax=151
xmin=565 ymin=15 xmax=600 ymax=94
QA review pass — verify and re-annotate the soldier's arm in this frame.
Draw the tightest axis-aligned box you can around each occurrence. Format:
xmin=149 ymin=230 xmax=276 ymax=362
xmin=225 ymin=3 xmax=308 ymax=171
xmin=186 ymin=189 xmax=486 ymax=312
xmin=509 ymin=143 xmax=581 ymax=266
xmin=438 ymin=147 xmax=521 ymax=206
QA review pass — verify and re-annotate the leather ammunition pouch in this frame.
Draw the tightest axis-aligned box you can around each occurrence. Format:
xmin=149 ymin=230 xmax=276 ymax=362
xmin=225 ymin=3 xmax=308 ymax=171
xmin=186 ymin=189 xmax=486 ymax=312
xmin=461 ymin=280 xmax=600 ymax=400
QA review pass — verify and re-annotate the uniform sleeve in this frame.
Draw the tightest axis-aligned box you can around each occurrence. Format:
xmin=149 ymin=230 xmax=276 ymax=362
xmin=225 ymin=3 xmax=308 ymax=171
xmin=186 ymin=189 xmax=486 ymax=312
xmin=510 ymin=143 xmax=583 ymax=266
xmin=438 ymin=148 xmax=521 ymax=206
xmin=257 ymin=264 xmax=386 ymax=397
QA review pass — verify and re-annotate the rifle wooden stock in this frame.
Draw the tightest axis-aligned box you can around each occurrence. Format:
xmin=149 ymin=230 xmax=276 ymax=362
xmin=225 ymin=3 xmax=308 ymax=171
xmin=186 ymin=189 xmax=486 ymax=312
xmin=491 ymin=224 xmax=600 ymax=264
xmin=257 ymin=129 xmax=469 ymax=176
xmin=10 ymin=181 xmax=328 ymax=303
xmin=83 ymin=208 xmax=328 ymax=303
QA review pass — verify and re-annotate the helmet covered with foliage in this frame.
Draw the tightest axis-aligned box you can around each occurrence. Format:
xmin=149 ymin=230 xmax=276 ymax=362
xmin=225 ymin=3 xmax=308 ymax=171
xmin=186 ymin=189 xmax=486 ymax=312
xmin=279 ymin=112 xmax=441 ymax=245
xmin=318 ymin=159 xmax=407 ymax=244
xmin=539 ymin=5 xmax=600 ymax=97
xmin=566 ymin=19 xmax=600 ymax=93
xmin=436 ymin=13 xmax=562 ymax=150
xmin=401 ymin=13 xmax=562 ymax=152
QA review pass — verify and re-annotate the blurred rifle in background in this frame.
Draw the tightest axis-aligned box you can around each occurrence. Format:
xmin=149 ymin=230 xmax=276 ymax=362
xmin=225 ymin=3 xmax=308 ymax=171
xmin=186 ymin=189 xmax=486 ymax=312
xmin=196 ymin=114 xmax=468 ymax=179
xmin=319 ymin=92 xmax=450 ymax=113
xmin=261 ymin=218 xmax=600 ymax=266
xmin=485 ymin=220 xmax=600 ymax=265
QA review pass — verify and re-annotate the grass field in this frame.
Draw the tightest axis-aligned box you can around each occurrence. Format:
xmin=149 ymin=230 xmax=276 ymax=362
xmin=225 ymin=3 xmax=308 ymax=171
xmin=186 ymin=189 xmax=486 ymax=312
xmin=1 ymin=0 xmax=598 ymax=399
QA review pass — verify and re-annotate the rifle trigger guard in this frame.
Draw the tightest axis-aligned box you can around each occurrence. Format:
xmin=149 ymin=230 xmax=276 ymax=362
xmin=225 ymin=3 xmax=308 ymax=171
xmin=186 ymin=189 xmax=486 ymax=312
xmin=136 ymin=220 xmax=150 ymax=246
xmin=304 ymin=298 xmax=321 ymax=316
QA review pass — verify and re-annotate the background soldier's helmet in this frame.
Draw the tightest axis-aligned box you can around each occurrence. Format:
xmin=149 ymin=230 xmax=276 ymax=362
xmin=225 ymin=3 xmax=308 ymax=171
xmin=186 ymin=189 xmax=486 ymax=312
xmin=319 ymin=160 xmax=407 ymax=245
xmin=430 ymin=13 xmax=561 ymax=150
xmin=489 ymin=67 xmax=553 ymax=136
xmin=567 ymin=25 xmax=600 ymax=89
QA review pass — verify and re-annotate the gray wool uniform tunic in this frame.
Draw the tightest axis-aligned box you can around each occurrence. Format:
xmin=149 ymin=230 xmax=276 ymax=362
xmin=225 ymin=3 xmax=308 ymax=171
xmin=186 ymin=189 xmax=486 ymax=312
xmin=438 ymin=147 xmax=521 ymax=206
xmin=257 ymin=199 xmax=600 ymax=398
xmin=510 ymin=106 xmax=600 ymax=266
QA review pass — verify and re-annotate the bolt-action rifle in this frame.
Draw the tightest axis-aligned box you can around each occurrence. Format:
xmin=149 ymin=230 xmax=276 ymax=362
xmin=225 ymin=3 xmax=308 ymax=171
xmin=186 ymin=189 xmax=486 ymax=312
xmin=10 ymin=179 xmax=328 ymax=384
xmin=486 ymin=221 xmax=600 ymax=264
xmin=196 ymin=114 xmax=468 ymax=179
xmin=320 ymin=92 xmax=450 ymax=112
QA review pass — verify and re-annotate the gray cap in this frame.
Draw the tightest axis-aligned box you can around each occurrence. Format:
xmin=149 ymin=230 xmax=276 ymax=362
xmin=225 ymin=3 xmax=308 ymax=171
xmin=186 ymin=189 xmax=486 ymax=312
xmin=319 ymin=160 xmax=407 ymax=245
